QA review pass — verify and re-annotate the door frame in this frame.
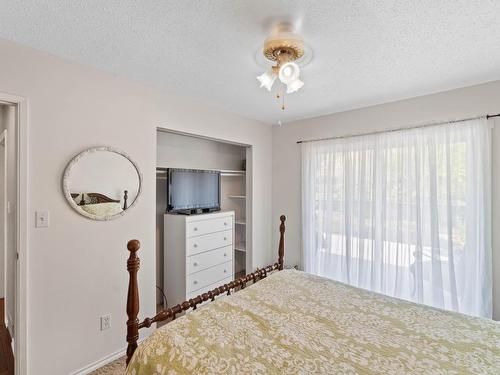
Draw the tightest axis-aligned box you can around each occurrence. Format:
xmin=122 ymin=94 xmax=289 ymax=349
xmin=0 ymin=129 xmax=7 ymax=319
xmin=0 ymin=92 xmax=28 ymax=375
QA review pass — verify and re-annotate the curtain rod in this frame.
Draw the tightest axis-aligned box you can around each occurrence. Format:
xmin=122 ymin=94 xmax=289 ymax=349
xmin=296 ymin=113 xmax=500 ymax=144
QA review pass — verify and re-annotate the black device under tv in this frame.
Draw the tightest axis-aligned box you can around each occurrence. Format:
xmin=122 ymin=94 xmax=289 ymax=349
xmin=166 ymin=168 xmax=221 ymax=215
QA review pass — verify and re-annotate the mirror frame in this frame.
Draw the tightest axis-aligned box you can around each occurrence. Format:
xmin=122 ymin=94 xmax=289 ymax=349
xmin=62 ymin=146 xmax=143 ymax=221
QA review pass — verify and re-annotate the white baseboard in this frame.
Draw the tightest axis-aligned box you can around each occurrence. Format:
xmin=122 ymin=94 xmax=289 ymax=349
xmin=70 ymin=339 xmax=145 ymax=375
xmin=70 ymin=347 xmax=125 ymax=375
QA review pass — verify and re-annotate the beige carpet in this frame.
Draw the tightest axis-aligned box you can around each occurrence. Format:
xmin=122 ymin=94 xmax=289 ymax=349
xmin=90 ymin=356 xmax=126 ymax=375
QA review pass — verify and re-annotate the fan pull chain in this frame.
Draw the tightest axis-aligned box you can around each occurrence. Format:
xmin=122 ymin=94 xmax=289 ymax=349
xmin=276 ymin=89 xmax=285 ymax=111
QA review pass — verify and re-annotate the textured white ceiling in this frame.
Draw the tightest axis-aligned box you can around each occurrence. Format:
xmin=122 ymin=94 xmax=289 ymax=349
xmin=1 ymin=1 xmax=500 ymax=124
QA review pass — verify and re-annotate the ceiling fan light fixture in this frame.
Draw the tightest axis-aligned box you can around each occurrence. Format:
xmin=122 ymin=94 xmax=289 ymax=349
xmin=286 ymin=78 xmax=304 ymax=94
xmin=255 ymin=26 xmax=309 ymax=108
xmin=257 ymin=71 xmax=277 ymax=91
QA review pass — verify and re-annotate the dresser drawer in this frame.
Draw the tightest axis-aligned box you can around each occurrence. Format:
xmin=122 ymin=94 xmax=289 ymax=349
xmin=187 ymin=245 xmax=233 ymax=275
xmin=187 ymin=261 xmax=232 ymax=293
xmin=187 ymin=276 xmax=233 ymax=300
xmin=187 ymin=215 xmax=233 ymax=237
xmin=187 ymin=230 xmax=232 ymax=256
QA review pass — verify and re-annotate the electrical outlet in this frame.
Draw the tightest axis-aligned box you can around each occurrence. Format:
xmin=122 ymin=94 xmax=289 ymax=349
xmin=100 ymin=314 xmax=111 ymax=331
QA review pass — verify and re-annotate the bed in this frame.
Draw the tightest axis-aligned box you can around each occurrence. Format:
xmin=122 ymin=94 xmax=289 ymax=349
xmin=71 ymin=191 xmax=128 ymax=216
xmin=124 ymin=216 xmax=500 ymax=374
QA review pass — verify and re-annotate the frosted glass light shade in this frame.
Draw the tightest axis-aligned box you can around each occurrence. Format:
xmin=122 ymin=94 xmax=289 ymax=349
xmin=257 ymin=71 xmax=277 ymax=91
xmin=278 ymin=62 xmax=300 ymax=84
xmin=286 ymin=78 xmax=304 ymax=94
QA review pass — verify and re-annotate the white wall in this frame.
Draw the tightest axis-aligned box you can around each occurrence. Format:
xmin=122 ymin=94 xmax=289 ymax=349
xmin=0 ymin=38 xmax=273 ymax=374
xmin=157 ymin=131 xmax=246 ymax=171
xmin=272 ymin=80 xmax=500 ymax=320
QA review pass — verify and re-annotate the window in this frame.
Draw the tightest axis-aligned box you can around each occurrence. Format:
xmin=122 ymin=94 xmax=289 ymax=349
xmin=302 ymin=118 xmax=491 ymax=317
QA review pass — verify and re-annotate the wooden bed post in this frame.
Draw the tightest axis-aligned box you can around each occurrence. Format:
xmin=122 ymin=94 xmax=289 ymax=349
xmin=278 ymin=215 xmax=286 ymax=270
xmin=123 ymin=190 xmax=129 ymax=210
xmin=126 ymin=239 xmax=141 ymax=366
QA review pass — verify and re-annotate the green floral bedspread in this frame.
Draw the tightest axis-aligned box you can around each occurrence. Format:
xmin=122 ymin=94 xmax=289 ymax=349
xmin=126 ymin=270 xmax=500 ymax=374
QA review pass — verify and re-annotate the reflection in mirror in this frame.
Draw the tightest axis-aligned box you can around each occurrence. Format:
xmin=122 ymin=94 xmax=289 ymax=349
xmin=63 ymin=147 xmax=142 ymax=220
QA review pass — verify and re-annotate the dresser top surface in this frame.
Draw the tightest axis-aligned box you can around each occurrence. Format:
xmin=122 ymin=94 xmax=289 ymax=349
xmin=165 ymin=210 xmax=234 ymax=222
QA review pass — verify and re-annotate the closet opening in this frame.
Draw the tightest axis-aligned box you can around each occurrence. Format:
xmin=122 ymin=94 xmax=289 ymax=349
xmin=155 ymin=129 xmax=252 ymax=316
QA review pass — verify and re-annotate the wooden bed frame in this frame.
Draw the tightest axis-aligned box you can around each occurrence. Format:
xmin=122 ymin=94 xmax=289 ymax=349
xmin=71 ymin=190 xmax=129 ymax=210
xmin=125 ymin=215 xmax=286 ymax=366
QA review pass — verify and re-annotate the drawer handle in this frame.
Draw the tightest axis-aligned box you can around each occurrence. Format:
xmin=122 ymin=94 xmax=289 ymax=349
xmin=193 ymin=262 xmax=199 ymax=266
xmin=193 ymin=227 xmax=198 ymax=231
xmin=224 ymin=269 xmax=227 ymax=273
xmin=224 ymin=237 xmax=227 ymax=241
xmin=223 ymin=253 xmax=227 ymax=257
xmin=193 ymin=280 xmax=198 ymax=285
xmin=193 ymin=244 xmax=198 ymax=248
xmin=224 ymin=222 xmax=227 ymax=226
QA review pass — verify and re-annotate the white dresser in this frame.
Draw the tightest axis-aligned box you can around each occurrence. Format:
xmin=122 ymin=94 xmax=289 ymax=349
xmin=164 ymin=211 xmax=234 ymax=307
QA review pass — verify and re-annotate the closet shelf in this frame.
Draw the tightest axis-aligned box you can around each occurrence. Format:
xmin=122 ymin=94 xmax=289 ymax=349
xmin=235 ymin=244 xmax=246 ymax=252
xmin=157 ymin=168 xmax=245 ymax=176
xmin=228 ymin=195 xmax=246 ymax=199
xmin=220 ymin=169 xmax=246 ymax=176
xmin=235 ymin=220 xmax=246 ymax=225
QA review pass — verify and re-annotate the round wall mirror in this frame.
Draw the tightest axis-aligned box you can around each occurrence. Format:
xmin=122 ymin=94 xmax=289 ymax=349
xmin=63 ymin=147 xmax=142 ymax=220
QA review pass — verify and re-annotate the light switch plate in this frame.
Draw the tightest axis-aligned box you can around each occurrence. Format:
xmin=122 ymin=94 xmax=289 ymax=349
xmin=36 ymin=210 xmax=50 ymax=228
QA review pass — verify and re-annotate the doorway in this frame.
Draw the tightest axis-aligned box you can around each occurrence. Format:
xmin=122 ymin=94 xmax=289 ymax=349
xmin=0 ymin=104 xmax=15 ymax=375
xmin=0 ymin=93 xmax=27 ymax=375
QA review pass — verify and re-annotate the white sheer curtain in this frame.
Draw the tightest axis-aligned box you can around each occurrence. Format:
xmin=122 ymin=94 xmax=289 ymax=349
xmin=302 ymin=118 xmax=491 ymax=318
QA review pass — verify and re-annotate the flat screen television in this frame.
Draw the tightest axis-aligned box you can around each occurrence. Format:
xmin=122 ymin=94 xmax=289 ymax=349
xmin=166 ymin=168 xmax=221 ymax=214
